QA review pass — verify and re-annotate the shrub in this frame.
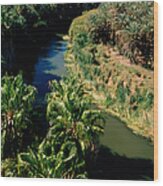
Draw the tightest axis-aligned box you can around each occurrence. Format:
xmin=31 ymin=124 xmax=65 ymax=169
xmin=17 ymin=76 xmax=104 ymax=178
xmin=1 ymin=74 xmax=37 ymax=158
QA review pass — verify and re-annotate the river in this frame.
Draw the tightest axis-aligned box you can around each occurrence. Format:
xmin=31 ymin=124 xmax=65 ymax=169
xmin=10 ymin=36 xmax=154 ymax=180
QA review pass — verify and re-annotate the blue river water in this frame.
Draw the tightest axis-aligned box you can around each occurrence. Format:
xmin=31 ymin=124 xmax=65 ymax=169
xmin=11 ymin=36 xmax=154 ymax=180
xmin=32 ymin=39 xmax=67 ymax=103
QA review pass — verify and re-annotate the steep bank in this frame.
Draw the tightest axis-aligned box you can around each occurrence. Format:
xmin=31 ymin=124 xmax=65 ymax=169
xmin=64 ymin=2 xmax=154 ymax=142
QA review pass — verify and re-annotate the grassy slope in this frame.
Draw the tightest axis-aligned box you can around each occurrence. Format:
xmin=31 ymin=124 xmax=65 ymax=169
xmin=64 ymin=9 xmax=154 ymax=142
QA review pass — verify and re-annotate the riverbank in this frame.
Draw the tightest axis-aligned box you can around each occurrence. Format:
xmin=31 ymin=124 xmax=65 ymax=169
xmin=64 ymin=5 xmax=154 ymax=142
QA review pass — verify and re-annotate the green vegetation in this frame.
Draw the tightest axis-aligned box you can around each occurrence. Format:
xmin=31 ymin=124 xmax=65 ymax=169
xmin=65 ymin=1 xmax=154 ymax=141
xmin=1 ymin=75 xmax=104 ymax=178
xmin=1 ymin=3 xmax=98 ymax=67
xmin=1 ymin=4 xmax=98 ymax=34
xmin=1 ymin=2 xmax=154 ymax=179
xmin=17 ymin=76 xmax=104 ymax=178
xmin=69 ymin=1 xmax=154 ymax=69
xmin=1 ymin=74 xmax=37 ymax=159
xmin=1 ymin=5 xmax=51 ymax=33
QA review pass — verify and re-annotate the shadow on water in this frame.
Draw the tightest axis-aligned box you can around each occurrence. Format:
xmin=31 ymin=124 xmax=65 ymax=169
xmin=3 ymin=37 xmax=67 ymax=157
xmin=100 ymin=114 xmax=154 ymax=160
xmin=8 ymin=35 xmax=67 ymax=105
xmin=87 ymin=145 xmax=154 ymax=180
xmin=86 ymin=110 xmax=154 ymax=180
xmin=7 ymin=35 xmax=66 ymax=84
xmin=4 ymin=31 xmax=154 ymax=180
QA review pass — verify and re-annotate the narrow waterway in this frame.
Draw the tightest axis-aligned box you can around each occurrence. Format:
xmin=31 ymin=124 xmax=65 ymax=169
xmin=32 ymin=39 xmax=67 ymax=103
xmin=11 ymin=36 xmax=153 ymax=180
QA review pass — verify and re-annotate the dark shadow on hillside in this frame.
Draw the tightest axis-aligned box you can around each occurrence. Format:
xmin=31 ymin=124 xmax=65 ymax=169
xmin=87 ymin=145 xmax=154 ymax=181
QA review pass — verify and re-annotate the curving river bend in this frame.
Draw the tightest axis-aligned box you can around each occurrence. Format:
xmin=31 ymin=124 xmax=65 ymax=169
xmin=11 ymin=36 xmax=154 ymax=180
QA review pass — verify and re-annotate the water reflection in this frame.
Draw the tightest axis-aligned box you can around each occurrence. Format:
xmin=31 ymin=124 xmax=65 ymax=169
xmin=33 ymin=39 xmax=67 ymax=102
xmin=11 ymin=37 xmax=67 ymax=103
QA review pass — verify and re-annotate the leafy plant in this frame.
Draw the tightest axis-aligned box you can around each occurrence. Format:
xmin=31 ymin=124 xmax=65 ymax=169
xmin=17 ymin=76 xmax=104 ymax=178
xmin=105 ymin=94 xmax=114 ymax=108
xmin=47 ymin=76 xmax=104 ymax=151
xmin=1 ymin=73 xmax=37 ymax=158
xmin=129 ymin=88 xmax=153 ymax=112
xmin=85 ymin=2 xmax=154 ymax=69
xmin=1 ymin=158 xmax=18 ymax=177
xmin=116 ymin=82 xmax=127 ymax=103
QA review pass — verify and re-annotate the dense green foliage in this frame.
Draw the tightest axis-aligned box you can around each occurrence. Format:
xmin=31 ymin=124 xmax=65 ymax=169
xmin=1 ymin=5 xmax=50 ymax=32
xmin=1 ymin=3 xmax=99 ymax=70
xmin=1 ymin=4 xmax=98 ymax=34
xmin=94 ymin=2 xmax=154 ymax=69
xmin=47 ymin=76 xmax=104 ymax=149
xmin=2 ymin=76 xmax=104 ymax=178
xmin=17 ymin=76 xmax=104 ymax=178
xmin=66 ymin=1 xmax=154 ymax=141
xmin=1 ymin=3 xmax=104 ymax=178
xmin=1 ymin=74 xmax=37 ymax=158
xmin=69 ymin=2 xmax=154 ymax=69
xmin=1 ymin=2 xmax=154 ymax=179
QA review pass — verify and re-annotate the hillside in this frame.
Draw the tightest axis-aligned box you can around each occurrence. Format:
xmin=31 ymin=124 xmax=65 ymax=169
xmin=65 ymin=2 xmax=154 ymax=141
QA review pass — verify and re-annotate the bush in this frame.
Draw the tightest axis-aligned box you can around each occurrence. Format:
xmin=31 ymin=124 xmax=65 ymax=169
xmin=70 ymin=2 xmax=154 ymax=69
xmin=1 ymin=74 xmax=37 ymax=158
xmin=17 ymin=76 xmax=104 ymax=178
